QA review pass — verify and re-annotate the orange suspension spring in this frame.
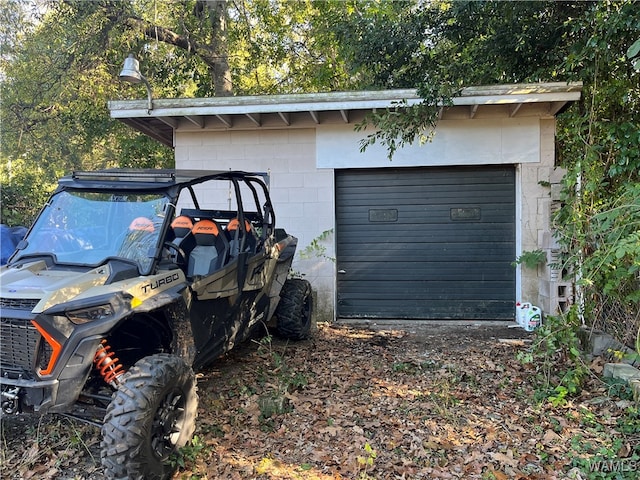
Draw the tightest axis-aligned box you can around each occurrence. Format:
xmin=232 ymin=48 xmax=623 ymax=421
xmin=93 ymin=340 xmax=125 ymax=387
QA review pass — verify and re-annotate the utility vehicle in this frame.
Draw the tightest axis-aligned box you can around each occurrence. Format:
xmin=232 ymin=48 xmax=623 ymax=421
xmin=0 ymin=169 xmax=313 ymax=479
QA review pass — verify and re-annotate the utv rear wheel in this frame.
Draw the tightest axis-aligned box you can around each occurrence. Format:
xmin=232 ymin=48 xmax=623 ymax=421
xmin=101 ymin=353 xmax=198 ymax=480
xmin=274 ymin=278 xmax=313 ymax=340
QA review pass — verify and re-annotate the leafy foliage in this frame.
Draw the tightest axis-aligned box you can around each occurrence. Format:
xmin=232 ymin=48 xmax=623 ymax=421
xmin=313 ymin=0 xmax=435 ymax=89
xmin=518 ymin=307 xmax=589 ymax=407
xmin=0 ymin=158 xmax=54 ymax=226
xmin=629 ymin=38 xmax=640 ymax=70
xmin=230 ymin=0 xmax=355 ymax=94
xmin=552 ymin=1 xmax=640 ymax=346
xmin=300 ymin=228 xmax=334 ymax=262
xmin=512 ymin=249 xmax=547 ymax=270
xmin=355 ymin=87 xmax=456 ymax=160
xmin=574 ymin=184 xmax=640 ymax=303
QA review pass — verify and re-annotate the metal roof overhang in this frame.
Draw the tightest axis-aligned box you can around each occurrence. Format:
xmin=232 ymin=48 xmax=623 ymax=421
xmin=108 ymin=82 xmax=582 ymax=148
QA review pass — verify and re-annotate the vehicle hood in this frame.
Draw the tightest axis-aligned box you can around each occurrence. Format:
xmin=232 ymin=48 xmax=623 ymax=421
xmin=0 ymin=260 xmax=111 ymax=313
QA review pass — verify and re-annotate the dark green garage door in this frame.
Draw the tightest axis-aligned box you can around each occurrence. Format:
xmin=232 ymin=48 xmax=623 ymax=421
xmin=336 ymin=166 xmax=515 ymax=320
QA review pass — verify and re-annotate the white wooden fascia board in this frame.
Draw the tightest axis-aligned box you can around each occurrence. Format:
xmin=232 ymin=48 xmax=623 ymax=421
xmin=110 ymin=93 xmax=580 ymax=120
xmin=453 ymin=91 xmax=581 ymax=106
xmin=108 ymin=84 xmax=580 ymax=113
xmin=108 ymin=85 xmax=581 ymax=119
xmin=110 ymin=107 xmax=157 ymax=118
xmin=109 ymin=98 xmax=423 ymax=118
xmin=462 ymin=82 xmax=582 ymax=96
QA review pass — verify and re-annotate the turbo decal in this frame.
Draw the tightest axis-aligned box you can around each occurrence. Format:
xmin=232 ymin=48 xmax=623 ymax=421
xmin=140 ymin=272 xmax=181 ymax=294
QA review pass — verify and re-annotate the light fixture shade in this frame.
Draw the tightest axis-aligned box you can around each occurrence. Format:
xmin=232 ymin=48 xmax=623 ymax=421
xmin=119 ymin=54 xmax=143 ymax=83
xmin=118 ymin=53 xmax=153 ymax=112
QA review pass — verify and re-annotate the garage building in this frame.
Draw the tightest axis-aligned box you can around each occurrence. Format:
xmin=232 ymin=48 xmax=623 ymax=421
xmin=110 ymin=83 xmax=582 ymax=322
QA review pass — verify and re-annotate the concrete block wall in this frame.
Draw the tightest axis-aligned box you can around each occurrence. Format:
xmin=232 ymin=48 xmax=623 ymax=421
xmin=519 ymin=118 xmax=572 ymax=316
xmin=539 ymin=276 xmax=573 ymax=314
xmin=175 ymin=128 xmax=336 ymax=322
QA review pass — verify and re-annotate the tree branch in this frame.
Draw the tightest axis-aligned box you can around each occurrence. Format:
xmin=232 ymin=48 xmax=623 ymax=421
xmin=123 ymin=16 xmax=216 ymax=61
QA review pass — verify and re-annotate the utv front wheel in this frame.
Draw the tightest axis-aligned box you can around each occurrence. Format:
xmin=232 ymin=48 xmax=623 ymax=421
xmin=101 ymin=353 xmax=198 ymax=480
xmin=274 ymin=278 xmax=313 ymax=340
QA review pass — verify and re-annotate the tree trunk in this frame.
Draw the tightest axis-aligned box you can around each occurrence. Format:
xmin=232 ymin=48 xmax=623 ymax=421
xmin=197 ymin=0 xmax=232 ymax=96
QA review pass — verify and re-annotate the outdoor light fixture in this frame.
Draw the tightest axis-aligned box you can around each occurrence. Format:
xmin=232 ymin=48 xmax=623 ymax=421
xmin=119 ymin=54 xmax=153 ymax=113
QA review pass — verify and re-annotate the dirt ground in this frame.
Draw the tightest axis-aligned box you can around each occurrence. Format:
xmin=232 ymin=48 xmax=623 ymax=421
xmin=1 ymin=321 xmax=638 ymax=479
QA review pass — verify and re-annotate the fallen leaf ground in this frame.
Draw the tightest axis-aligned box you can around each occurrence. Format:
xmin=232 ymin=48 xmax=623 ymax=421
xmin=1 ymin=322 xmax=639 ymax=479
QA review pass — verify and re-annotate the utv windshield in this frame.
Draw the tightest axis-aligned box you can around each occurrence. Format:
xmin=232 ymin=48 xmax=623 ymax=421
xmin=14 ymin=190 xmax=169 ymax=273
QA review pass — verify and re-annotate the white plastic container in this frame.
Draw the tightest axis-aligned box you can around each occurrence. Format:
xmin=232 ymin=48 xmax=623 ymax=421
xmin=515 ymin=302 xmax=543 ymax=331
xmin=524 ymin=305 xmax=542 ymax=331
xmin=515 ymin=302 xmax=529 ymax=327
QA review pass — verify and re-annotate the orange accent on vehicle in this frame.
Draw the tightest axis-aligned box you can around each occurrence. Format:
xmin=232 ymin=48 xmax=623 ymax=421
xmin=192 ymin=219 xmax=219 ymax=236
xmin=171 ymin=215 xmax=193 ymax=230
xmin=93 ymin=340 xmax=125 ymax=387
xmin=129 ymin=217 xmax=155 ymax=232
xmin=227 ymin=218 xmax=251 ymax=232
xmin=31 ymin=320 xmax=63 ymax=377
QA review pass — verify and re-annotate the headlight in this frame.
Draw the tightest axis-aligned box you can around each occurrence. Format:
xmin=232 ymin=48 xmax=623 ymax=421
xmin=67 ymin=304 xmax=115 ymax=325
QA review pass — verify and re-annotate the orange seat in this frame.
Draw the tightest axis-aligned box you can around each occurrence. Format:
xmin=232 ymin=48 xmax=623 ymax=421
xmin=171 ymin=215 xmax=193 ymax=239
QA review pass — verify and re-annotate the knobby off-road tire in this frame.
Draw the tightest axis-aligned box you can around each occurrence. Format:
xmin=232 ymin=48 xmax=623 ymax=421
xmin=101 ymin=353 xmax=198 ymax=480
xmin=274 ymin=278 xmax=313 ymax=340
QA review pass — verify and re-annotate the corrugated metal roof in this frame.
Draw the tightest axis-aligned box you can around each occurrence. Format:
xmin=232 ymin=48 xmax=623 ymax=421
xmin=108 ymin=82 xmax=582 ymax=148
